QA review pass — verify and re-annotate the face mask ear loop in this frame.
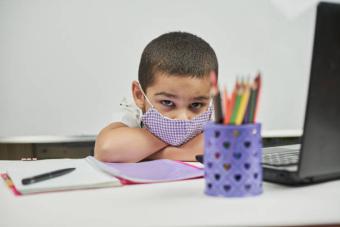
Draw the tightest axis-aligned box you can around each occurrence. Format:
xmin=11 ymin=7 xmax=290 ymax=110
xmin=208 ymin=98 xmax=213 ymax=108
xmin=138 ymin=82 xmax=154 ymax=108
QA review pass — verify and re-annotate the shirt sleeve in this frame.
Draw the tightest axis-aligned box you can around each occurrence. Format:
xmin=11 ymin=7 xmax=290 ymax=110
xmin=119 ymin=97 xmax=142 ymax=128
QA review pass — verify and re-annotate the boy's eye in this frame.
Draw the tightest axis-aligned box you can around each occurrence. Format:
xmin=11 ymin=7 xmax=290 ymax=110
xmin=161 ymin=100 xmax=175 ymax=107
xmin=190 ymin=102 xmax=204 ymax=109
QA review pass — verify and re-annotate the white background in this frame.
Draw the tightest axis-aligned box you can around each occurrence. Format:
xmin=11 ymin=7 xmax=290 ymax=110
xmin=0 ymin=0 xmax=328 ymax=137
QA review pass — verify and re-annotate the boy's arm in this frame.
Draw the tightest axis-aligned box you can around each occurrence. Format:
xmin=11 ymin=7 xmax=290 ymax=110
xmin=145 ymin=133 xmax=204 ymax=161
xmin=94 ymin=122 xmax=168 ymax=163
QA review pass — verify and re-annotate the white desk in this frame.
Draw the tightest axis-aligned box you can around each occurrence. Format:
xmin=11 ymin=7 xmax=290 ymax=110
xmin=1 ymin=161 xmax=340 ymax=227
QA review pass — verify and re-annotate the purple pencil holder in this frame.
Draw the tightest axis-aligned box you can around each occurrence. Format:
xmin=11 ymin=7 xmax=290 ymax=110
xmin=203 ymin=123 xmax=263 ymax=197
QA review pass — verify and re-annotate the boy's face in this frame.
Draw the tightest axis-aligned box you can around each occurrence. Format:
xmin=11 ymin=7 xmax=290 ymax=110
xmin=132 ymin=73 xmax=211 ymax=120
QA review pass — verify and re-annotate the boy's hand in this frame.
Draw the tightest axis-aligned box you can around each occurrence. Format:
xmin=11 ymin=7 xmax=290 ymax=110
xmin=94 ymin=122 xmax=168 ymax=163
xmin=145 ymin=133 xmax=204 ymax=161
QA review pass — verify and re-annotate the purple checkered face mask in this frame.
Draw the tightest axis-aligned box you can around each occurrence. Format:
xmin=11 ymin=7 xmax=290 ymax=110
xmin=139 ymin=85 xmax=213 ymax=146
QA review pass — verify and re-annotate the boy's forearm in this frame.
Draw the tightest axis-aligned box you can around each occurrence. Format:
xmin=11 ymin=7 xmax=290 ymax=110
xmin=146 ymin=133 xmax=204 ymax=161
xmin=94 ymin=122 xmax=167 ymax=163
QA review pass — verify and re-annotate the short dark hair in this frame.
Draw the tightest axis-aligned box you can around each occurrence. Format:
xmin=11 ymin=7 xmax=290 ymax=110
xmin=138 ymin=31 xmax=218 ymax=91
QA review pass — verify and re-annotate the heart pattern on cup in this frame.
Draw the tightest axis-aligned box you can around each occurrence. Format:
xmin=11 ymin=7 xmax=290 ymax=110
xmin=233 ymin=152 xmax=242 ymax=159
xmin=223 ymin=141 xmax=230 ymax=149
xmin=244 ymin=141 xmax=251 ymax=148
xmin=245 ymin=184 xmax=252 ymax=191
xmin=244 ymin=163 xmax=251 ymax=170
xmin=233 ymin=130 xmax=240 ymax=137
xmin=223 ymin=163 xmax=231 ymax=171
xmin=234 ymin=174 xmax=242 ymax=182
xmin=223 ymin=185 xmax=231 ymax=192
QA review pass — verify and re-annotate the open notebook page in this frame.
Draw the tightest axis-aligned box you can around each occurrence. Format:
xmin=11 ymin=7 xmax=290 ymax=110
xmin=5 ymin=158 xmax=121 ymax=195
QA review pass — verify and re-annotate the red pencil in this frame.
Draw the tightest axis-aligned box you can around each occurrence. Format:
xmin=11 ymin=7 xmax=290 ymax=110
xmin=253 ymin=72 xmax=262 ymax=123
xmin=225 ymin=80 xmax=239 ymax=124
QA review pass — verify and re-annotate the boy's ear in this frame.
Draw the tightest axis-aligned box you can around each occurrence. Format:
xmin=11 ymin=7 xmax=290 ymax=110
xmin=132 ymin=81 xmax=145 ymax=110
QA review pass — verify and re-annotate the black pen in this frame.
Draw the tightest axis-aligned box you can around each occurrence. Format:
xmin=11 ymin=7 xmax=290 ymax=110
xmin=22 ymin=168 xmax=76 ymax=185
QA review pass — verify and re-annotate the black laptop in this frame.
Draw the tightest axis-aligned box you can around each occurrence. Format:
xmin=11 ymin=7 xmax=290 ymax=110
xmin=262 ymin=2 xmax=340 ymax=185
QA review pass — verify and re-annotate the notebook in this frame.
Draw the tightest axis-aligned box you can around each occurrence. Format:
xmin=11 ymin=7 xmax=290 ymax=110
xmin=87 ymin=156 xmax=203 ymax=184
xmin=261 ymin=2 xmax=340 ymax=185
xmin=1 ymin=156 xmax=203 ymax=195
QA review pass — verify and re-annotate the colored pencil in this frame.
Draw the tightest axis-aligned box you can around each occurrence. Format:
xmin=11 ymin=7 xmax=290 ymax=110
xmin=235 ymin=82 xmax=251 ymax=125
xmin=225 ymin=80 xmax=238 ymax=124
xmin=230 ymin=85 xmax=242 ymax=124
xmin=253 ymin=73 xmax=262 ymax=123
xmin=245 ymin=82 xmax=257 ymax=124
xmin=223 ymin=86 xmax=229 ymax=124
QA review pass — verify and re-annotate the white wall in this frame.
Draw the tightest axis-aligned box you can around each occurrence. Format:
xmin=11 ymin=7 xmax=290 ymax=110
xmin=0 ymin=0 xmax=321 ymax=137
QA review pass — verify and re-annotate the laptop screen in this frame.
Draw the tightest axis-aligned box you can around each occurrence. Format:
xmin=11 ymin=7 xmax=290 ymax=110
xmin=299 ymin=2 xmax=340 ymax=178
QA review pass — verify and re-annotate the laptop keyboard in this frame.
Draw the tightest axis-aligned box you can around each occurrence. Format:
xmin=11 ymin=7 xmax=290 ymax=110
xmin=262 ymin=147 xmax=300 ymax=167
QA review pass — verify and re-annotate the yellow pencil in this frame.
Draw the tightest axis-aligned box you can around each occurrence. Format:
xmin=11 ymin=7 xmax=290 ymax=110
xmin=235 ymin=82 xmax=251 ymax=125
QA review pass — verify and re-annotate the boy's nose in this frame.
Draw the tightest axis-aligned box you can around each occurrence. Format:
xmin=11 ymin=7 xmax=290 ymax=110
xmin=173 ymin=111 xmax=192 ymax=120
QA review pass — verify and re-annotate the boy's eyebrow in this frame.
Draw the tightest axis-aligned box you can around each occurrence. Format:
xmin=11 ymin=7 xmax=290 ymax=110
xmin=154 ymin=92 xmax=210 ymax=101
xmin=154 ymin=92 xmax=178 ymax=98
xmin=193 ymin=96 xmax=210 ymax=101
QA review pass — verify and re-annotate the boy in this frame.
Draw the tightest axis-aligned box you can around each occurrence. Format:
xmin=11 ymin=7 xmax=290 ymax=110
xmin=94 ymin=31 xmax=218 ymax=162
